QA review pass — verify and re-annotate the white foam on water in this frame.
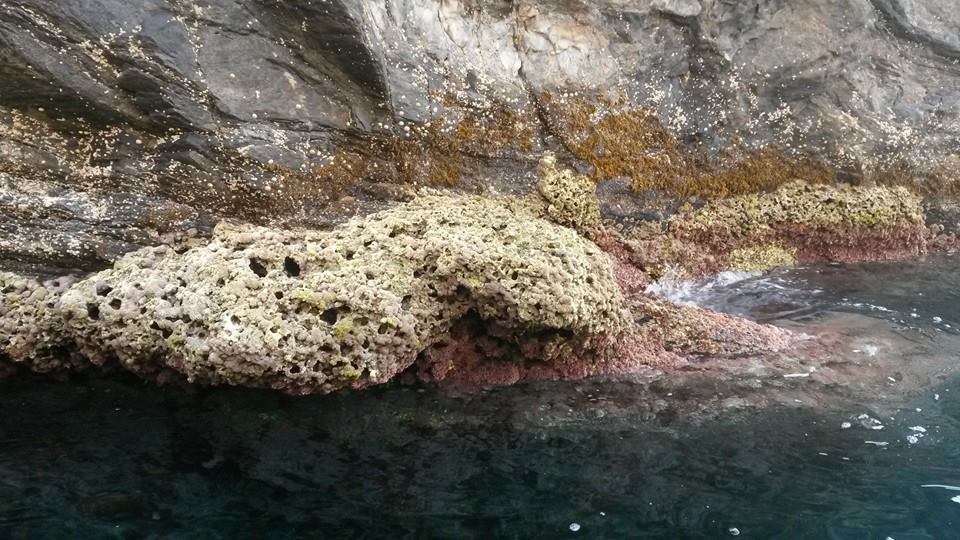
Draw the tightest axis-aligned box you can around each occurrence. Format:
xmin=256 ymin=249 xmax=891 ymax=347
xmin=645 ymin=271 xmax=759 ymax=306
xmin=857 ymin=414 xmax=885 ymax=430
xmin=921 ymin=484 xmax=960 ymax=491
xmin=841 ymin=301 xmax=894 ymax=313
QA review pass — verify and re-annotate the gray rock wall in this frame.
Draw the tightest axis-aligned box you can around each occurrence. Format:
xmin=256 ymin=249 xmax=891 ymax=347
xmin=1 ymin=0 xmax=958 ymax=275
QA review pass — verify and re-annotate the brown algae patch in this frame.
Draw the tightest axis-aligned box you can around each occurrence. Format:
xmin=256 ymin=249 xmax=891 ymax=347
xmin=540 ymin=94 xmax=832 ymax=197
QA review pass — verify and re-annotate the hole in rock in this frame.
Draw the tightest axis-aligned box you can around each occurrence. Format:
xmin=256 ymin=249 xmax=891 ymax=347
xmin=150 ymin=322 xmax=173 ymax=338
xmin=289 ymin=364 xmax=301 ymax=374
xmin=216 ymin=279 xmax=225 ymax=287
xmin=109 ymin=299 xmax=122 ymax=310
xmin=283 ymin=257 xmax=300 ymax=277
xmin=274 ymin=291 xmax=284 ymax=300
xmin=321 ymin=308 xmax=339 ymax=325
xmin=96 ymin=283 xmax=112 ymax=296
xmin=230 ymin=315 xmax=241 ymax=325
xmin=401 ymin=295 xmax=413 ymax=310
xmin=86 ymin=304 xmax=100 ymax=320
xmin=378 ymin=323 xmax=389 ymax=335
xmin=249 ymin=258 xmax=268 ymax=277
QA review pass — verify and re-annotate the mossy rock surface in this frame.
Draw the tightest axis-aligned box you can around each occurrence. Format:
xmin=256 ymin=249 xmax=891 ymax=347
xmin=3 ymin=194 xmax=627 ymax=394
xmin=536 ymin=152 xmax=602 ymax=231
xmin=671 ymin=182 xmax=924 ymax=251
xmin=674 ymin=181 xmax=922 ymax=237
xmin=727 ymin=244 xmax=797 ymax=273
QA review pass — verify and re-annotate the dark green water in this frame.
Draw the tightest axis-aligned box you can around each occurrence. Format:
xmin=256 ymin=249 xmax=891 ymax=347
xmin=3 ymin=256 xmax=960 ymax=539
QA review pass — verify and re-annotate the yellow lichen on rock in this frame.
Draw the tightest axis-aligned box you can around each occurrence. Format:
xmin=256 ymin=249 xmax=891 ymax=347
xmin=727 ymin=244 xmax=797 ymax=272
xmin=673 ymin=181 xmax=924 ymax=241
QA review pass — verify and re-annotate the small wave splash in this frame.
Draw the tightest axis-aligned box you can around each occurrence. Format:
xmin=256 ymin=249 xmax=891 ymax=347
xmin=647 ymin=254 xmax=960 ymax=335
xmin=645 ymin=270 xmax=760 ymax=306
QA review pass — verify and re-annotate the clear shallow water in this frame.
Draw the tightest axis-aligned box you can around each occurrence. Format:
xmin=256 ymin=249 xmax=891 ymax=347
xmin=3 ymin=256 xmax=960 ymax=539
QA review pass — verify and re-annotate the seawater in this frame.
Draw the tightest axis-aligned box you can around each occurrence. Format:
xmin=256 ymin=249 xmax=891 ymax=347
xmin=2 ymin=256 xmax=960 ymax=539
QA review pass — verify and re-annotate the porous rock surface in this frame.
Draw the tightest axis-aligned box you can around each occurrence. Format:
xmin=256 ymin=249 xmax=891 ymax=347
xmin=536 ymin=152 xmax=602 ymax=231
xmin=662 ymin=181 xmax=928 ymax=276
xmin=0 ymin=272 xmax=82 ymax=373
xmin=3 ymin=194 xmax=629 ymax=394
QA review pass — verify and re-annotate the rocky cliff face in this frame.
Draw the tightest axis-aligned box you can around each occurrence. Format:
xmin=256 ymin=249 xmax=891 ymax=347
xmin=2 ymin=0 xmax=959 ymax=276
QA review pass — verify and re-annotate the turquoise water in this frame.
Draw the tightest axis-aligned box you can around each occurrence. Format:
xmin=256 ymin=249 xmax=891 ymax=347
xmin=2 ymin=256 xmax=960 ymax=539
